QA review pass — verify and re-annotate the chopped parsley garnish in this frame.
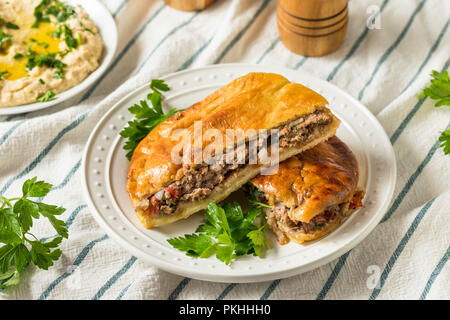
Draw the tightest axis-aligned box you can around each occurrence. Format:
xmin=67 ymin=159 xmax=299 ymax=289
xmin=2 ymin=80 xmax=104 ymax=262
xmin=13 ymin=53 xmax=24 ymax=59
xmin=33 ymin=0 xmax=75 ymax=28
xmin=53 ymin=69 xmax=64 ymax=79
xmin=52 ymin=25 xmax=63 ymax=38
xmin=76 ymin=32 xmax=82 ymax=46
xmin=0 ymin=17 xmax=19 ymax=30
xmin=120 ymin=79 xmax=178 ymax=161
xmin=5 ymin=22 xmax=19 ymax=30
xmin=0 ymin=30 xmax=12 ymax=48
xmin=83 ymin=27 xmax=95 ymax=35
xmin=0 ymin=177 xmax=67 ymax=289
xmin=168 ymin=202 xmax=269 ymax=265
xmin=37 ymin=90 xmax=56 ymax=102
xmin=39 ymin=78 xmax=45 ymax=85
xmin=0 ymin=71 xmax=8 ymax=79
xmin=63 ymin=24 xmax=78 ymax=50
xmin=26 ymin=50 xmax=66 ymax=79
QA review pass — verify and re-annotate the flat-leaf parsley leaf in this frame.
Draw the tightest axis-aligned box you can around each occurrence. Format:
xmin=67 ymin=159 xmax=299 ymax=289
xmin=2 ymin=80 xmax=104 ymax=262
xmin=0 ymin=177 xmax=67 ymax=289
xmin=167 ymin=201 xmax=269 ymax=265
xmin=438 ymin=129 xmax=450 ymax=155
xmin=120 ymin=79 xmax=179 ymax=161
xmin=419 ymin=70 xmax=450 ymax=107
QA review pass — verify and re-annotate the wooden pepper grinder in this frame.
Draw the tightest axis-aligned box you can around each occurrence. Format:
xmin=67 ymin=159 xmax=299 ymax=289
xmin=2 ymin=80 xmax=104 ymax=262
xmin=163 ymin=0 xmax=217 ymax=12
xmin=277 ymin=0 xmax=348 ymax=57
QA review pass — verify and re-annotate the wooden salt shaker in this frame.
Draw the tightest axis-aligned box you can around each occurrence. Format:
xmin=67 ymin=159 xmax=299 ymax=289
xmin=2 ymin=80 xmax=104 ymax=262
xmin=277 ymin=0 xmax=348 ymax=56
xmin=163 ymin=0 xmax=217 ymax=12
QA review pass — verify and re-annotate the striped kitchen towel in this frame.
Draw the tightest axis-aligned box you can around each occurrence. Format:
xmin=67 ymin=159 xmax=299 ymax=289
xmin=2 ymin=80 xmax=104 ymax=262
xmin=0 ymin=0 xmax=449 ymax=300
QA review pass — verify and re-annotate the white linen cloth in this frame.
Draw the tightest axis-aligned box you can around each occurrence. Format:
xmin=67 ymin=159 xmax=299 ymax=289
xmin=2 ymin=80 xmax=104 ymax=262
xmin=0 ymin=0 xmax=449 ymax=300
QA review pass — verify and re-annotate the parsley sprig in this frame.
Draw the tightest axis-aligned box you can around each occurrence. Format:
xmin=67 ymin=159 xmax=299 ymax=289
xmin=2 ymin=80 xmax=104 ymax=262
xmin=0 ymin=177 xmax=67 ymax=289
xmin=168 ymin=201 xmax=269 ymax=265
xmin=419 ymin=70 xmax=450 ymax=155
xmin=438 ymin=129 xmax=450 ymax=155
xmin=419 ymin=70 xmax=450 ymax=107
xmin=120 ymin=79 xmax=178 ymax=160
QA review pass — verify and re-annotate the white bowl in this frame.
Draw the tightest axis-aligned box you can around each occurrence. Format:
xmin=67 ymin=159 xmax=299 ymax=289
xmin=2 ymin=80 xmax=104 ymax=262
xmin=0 ymin=0 xmax=118 ymax=115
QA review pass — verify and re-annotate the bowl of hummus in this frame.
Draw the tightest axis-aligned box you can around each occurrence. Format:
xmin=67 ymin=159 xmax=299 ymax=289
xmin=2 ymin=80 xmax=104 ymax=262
xmin=0 ymin=0 xmax=117 ymax=114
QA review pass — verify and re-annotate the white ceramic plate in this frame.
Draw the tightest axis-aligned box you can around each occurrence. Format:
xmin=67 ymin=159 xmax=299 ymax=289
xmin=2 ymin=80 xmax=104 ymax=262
xmin=82 ymin=64 xmax=397 ymax=283
xmin=0 ymin=0 xmax=118 ymax=115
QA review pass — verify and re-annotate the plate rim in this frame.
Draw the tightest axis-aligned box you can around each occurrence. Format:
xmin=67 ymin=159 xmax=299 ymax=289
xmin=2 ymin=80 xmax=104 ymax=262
xmin=82 ymin=63 xmax=397 ymax=283
xmin=0 ymin=0 xmax=118 ymax=116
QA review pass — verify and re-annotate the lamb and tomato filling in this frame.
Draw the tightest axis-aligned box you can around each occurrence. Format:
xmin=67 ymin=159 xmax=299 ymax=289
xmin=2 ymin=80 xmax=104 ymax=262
xmin=144 ymin=109 xmax=334 ymax=216
xmin=256 ymin=188 xmax=364 ymax=245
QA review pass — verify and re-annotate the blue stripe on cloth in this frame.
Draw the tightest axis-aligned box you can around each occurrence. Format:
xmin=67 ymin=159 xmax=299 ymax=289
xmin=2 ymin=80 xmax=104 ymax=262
xmin=168 ymin=278 xmax=191 ymax=300
xmin=38 ymin=234 xmax=108 ymax=300
xmin=420 ymin=246 xmax=450 ymax=300
xmin=260 ymin=280 xmax=280 ymax=300
xmin=134 ymin=12 xmax=200 ymax=75
xmin=400 ymin=18 xmax=450 ymax=94
xmin=213 ymin=0 xmax=272 ymax=64
xmin=327 ymin=0 xmax=390 ymax=81
xmin=80 ymin=3 xmax=166 ymax=101
xmin=370 ymin=198 xmax=436 ymax=299
xmin=116 ymin=283 xmax=132 ymax=300
xmin=0 ymin=120 xmax=26 ymax=147
xmin=316 ymin=252 xmax=351 ymax=300
xmin=256 ymin=37 xmax=280 ymax=64
xmin=113 ymin=0 xmax=128 ymax=17
xmin=294 ymin=57 xmax=308 ymax=70
xmin=64 ymin=205 xmax=87 ymax=229
xmin=52 ymin=159 xmax=82 ymax=191
xmin=217 ymin=283 xmax=237 ymax=300
xmin=177 ymin=36 xmax=214 ymax=71
xmin=390 ymin=56 xmax=450 ymax=144
xmin=35 ymin=159 xmax=82 ymax=203
xmin=381 ymin=122 xmax=450 ymax=222
xmin=0 ymin=112 xmax=88 ymax=196
xmin=92 ymin=256 xmax=137 ymax=300
xmin=358 ymin=0 xmax=428 ymax=101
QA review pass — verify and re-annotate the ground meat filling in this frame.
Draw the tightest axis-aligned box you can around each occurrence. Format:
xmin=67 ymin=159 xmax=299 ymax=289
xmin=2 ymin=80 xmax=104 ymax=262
xmin=262 ymin=191 xmax=364 ymax=244
xmin=146 ymin=109 xmax=333 ymax=215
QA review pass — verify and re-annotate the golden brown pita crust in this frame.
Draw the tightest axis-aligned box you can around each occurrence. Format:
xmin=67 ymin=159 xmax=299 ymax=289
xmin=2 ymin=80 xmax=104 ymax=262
xmin=252 ymin=136 xmax=359 ymax=223
xmin=251 ymin=137 xmax=361 ymax=244
xmin=127 ymin=72 xmax=340 ymax=228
